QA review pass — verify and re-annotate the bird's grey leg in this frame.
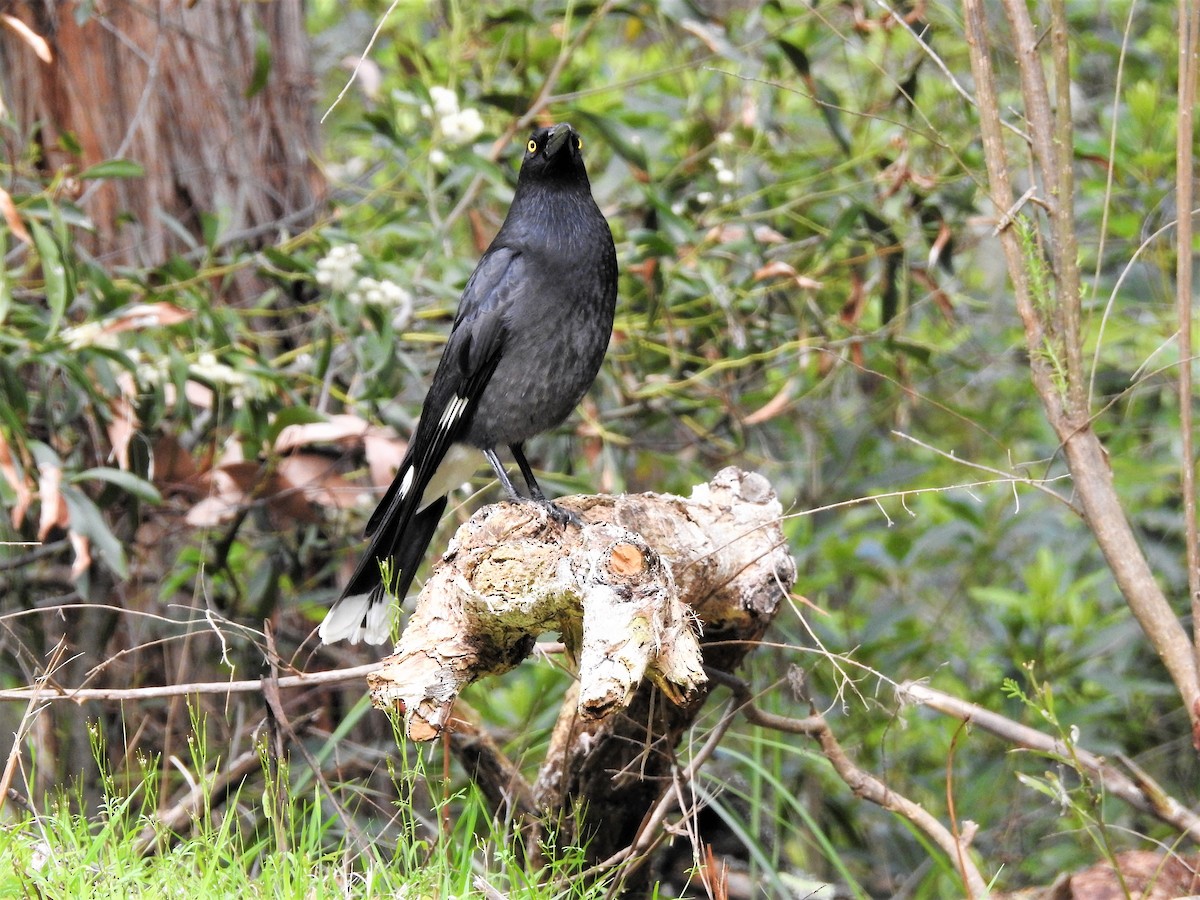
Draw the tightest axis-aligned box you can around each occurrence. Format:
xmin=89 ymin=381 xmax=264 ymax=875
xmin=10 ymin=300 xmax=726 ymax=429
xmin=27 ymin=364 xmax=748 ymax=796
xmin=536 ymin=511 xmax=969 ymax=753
xmin=483 ymin=447 xmax=525 ymax=502
xmin=509 ymin=443 xmax=581 ymax=527
xmin=509 ymin=442 xmax=546 ymax=500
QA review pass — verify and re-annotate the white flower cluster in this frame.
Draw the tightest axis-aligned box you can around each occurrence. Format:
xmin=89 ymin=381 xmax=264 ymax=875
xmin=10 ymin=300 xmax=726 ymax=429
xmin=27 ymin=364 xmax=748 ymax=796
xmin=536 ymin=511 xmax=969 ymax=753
xmin=709 ymin=155 xmax=737 ymax=185
xmin=423 ymin=86 xmax=484 ymax=146
xmin=315 ymin=242 xmax=416 ymax=329
xmin=61 ymin=320 xmax=119 ymax=351
xmin=315 ymin=243 xmax=363 ymax=294
xmin=349 ymin=277 xmax=414 ymax=329
xmin=191 ymin=351 xmax=248 ymax=388
xmin=126 ymin=347 xmax=169 ymax=386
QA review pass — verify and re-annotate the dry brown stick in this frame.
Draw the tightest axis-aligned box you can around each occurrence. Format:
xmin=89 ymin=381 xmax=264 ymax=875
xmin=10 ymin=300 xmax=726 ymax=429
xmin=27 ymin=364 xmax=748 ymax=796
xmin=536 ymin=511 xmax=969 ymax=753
xmin=1177 ymin=0 xmax=1200 ymax=658
xmin=447 ymin=710 xmax=538 ymax=821
xmin=261 ymin=632 xmax=373 ymax=856
xmin=0 ymin=662 xmax=380 ymax=703
xmin=900 ymin=681 xmax=1200 ymax=843
xmin=591 ymin=696 xmax=744 ymax=894
xmin=588 ymin=668 xmax=988 ymax=896
xmin=1046 ymin=0 xmax=1085 ymax=403
xmin=0 ymin=638 xmax=69 ymax=817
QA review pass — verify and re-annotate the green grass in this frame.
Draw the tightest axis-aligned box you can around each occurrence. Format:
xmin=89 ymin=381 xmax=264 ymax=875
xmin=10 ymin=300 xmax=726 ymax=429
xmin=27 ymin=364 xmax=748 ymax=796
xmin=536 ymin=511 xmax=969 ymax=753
xmin=0 ymin=715 xmax=612 ymax=900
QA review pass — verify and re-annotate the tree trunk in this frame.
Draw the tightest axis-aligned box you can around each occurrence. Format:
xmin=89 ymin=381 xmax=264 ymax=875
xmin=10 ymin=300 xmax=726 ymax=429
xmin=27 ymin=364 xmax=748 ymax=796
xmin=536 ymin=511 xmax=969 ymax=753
xmin=0 ymin=0 xmax=323 ymax=270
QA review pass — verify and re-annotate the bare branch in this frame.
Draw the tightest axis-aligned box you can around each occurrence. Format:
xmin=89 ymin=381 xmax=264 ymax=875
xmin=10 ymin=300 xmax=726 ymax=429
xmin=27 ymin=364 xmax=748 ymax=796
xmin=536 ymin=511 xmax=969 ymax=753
xmin=963 ymin=0 xmax=1200 ymax=739
xmin=1177 ymin=0 xmax=1200 ymax=658
xmin=900 ymin=681 xmax=1200 ymax=843
xmin=707 ymin=669 xmax=989 ymax=897
xmin=0 ymin=663 xmax=380 ymax=703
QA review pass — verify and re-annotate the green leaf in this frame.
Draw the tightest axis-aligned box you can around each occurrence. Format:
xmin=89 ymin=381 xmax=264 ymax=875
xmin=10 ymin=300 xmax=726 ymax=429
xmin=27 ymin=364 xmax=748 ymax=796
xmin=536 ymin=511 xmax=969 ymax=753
xmin=259 ymin=245 xmax=309 ymax=274
xmin=77 ymin=158 xmax=146 ymax=180
xmin=478 ymin=92 xmax=533 ymax=115
xmin=886 ymin=338 xmax=934 ymax=365
xmin=28 ymin=220 xmax=69 ymax=339
xmin=776 ymin=38 xmax=811 ymax=77
xmin=362 ymin=112 xmax=399 ymax=143
xmin=62 ymin=484 xmax=129 ymax=578
xmin=57 ymin=130 xmax=82 ymax=155
xmin=19 ymin=196 xmax=94 ymax=230
xmin=72 ymin=467 xmax=163 ymax=504
xmin=246 ymin=32 xmax=272 ymax=99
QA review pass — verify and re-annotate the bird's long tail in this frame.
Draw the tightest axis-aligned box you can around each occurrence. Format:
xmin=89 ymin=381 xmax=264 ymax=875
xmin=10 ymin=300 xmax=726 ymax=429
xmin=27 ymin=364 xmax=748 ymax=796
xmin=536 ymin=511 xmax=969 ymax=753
xmin=318 ymin=495 xmax=447 ymax=645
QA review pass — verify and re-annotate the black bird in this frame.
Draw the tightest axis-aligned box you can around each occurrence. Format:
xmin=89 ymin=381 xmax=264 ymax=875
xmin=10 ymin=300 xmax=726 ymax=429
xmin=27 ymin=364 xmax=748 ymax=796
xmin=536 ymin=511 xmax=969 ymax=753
xmin=320 ymin=123 xmax=618 ymax=645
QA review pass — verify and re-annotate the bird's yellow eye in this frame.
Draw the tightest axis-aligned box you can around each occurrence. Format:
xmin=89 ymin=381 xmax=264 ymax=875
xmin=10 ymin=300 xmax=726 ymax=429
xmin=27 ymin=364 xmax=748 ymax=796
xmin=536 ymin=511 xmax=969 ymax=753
xmin=576 ymin=137 xmax=583 ymax=150
xmin=527 ymin=139 xmax=538 ymax=153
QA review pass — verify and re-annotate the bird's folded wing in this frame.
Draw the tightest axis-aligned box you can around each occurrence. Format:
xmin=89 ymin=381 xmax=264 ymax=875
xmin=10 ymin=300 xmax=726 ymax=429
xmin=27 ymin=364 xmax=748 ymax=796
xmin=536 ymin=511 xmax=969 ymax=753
xmin=361 ymin=249 xmax=523 ymax=543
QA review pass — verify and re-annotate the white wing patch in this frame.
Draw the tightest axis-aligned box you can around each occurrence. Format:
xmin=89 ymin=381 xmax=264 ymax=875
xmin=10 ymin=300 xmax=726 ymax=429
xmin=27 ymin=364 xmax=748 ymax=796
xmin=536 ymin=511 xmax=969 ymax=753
xmin=439 ymin=394 xmax=470 ymax=431
xmin=397 ymin=465 xmax=415 ymax=500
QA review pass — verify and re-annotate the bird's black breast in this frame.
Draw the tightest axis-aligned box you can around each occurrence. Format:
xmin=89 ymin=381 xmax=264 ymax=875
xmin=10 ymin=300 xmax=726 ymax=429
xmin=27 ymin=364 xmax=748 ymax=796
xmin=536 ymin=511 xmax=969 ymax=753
xmin=460 ymin=184 xmax=617 ymax=448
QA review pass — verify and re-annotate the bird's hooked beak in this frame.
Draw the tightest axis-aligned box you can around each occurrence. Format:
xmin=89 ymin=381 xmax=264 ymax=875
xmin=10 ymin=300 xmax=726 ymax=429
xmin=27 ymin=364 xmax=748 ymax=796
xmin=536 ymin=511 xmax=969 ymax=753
xmin=544 ymin=123 xmax=575 ymax=158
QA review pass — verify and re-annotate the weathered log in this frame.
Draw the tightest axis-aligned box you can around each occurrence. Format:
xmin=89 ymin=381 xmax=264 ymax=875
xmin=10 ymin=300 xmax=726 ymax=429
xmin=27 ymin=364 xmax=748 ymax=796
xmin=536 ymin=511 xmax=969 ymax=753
xmin=368 ymin=500 xmax=708 ymax=741
xmin=369 ymin=467 xmax=795 ymax=865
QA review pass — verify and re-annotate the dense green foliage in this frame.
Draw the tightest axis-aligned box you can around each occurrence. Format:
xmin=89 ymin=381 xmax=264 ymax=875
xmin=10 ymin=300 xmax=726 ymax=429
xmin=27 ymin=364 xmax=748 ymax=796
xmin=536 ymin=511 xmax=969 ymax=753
xmin=1 ymin=0 xmax=1195 ymax=895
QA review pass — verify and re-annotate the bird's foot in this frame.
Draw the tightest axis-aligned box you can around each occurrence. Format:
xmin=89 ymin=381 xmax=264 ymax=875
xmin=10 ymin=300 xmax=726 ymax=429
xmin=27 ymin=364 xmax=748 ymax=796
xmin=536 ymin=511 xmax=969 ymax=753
xmin=539 ymin=498 xmax=582 ymax=528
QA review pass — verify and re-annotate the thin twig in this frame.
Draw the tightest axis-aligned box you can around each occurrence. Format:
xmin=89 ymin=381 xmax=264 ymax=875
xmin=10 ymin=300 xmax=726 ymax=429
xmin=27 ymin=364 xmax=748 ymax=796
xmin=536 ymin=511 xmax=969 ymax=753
xmin=0 ymin=662 xmax=380 ymax=702
xmin=704 ymin=669 xmax=989 ymax=896
xmin=592 ymin=696 xmax=743 ymax=893
xmin=891 ymin=431 xmax=1074 ymax=509
xmin=777 ymin=474 xmax=1073 ymax=528
xmin=261 ymin=629 xmax=374 ymax=854
xmin=320 ymin=0 xmax=403 ymax=123
xmin=1047 ymin=0 xmax=1085 ymax=407
xmin=1086 ymin=1 xmax=1137 ymax=408
xmin=0 ymin=638 xmax=70 ymax=816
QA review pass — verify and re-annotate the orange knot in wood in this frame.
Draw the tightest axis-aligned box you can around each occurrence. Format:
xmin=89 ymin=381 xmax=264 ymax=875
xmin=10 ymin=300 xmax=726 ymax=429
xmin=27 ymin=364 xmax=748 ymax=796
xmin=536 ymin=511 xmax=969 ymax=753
xmin=609 ymin=541 xmax=645 ymax=576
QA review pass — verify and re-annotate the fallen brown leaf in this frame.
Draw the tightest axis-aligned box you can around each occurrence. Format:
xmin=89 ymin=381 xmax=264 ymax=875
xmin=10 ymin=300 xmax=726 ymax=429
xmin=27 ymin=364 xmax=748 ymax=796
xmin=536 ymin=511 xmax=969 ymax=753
xmin=68 ymin=530 xmax=92 ymax=580
xmin=363 ymin=431 xmax=407 ymax=489
xmin=151 ymin=434 xmax=198 ymax=486
xmin=107 ymin=372 xmax=139 ymax=471
xmin=185 ymin=461 xmax=319 ymax=527
xmin=101 ymin=302 xmax=193 ymax=335
xmin=36 ymin=462 xmax=68 ymax=540
xmin=0 ymin=430 xmax=33 ymax=528
xmin=742 ymin=377 xmax=797 ymax=426
xmin=276 ymin=453 xmax=365 ymax=509
xmin=0 ymin=186 xmax=30 ymax=243
xmin=273 ymin=413 xmax=374 ymax=453
xmin=753 ymin=259 xmax=823 ymax=290
xmin=1 ymin=13 xmax=52 ymax=62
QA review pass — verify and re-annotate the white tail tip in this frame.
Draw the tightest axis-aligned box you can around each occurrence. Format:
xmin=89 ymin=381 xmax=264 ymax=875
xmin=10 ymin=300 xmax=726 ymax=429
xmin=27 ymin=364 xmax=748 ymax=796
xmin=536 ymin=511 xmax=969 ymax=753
xmin=318 ymin=590 xmax=392 ymax=645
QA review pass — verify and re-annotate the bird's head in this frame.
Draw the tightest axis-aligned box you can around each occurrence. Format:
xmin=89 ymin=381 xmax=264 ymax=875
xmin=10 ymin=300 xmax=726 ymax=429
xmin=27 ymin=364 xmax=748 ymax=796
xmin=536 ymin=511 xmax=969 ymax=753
xmin=517 ymin=123 xmax=590 ymax=188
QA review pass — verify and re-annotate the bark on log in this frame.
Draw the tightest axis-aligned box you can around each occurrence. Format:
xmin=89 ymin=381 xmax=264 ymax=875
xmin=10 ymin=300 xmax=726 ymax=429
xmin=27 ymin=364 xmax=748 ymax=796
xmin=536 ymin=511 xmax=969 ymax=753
xmin=368 ymin=466 xmax=796 ymax=864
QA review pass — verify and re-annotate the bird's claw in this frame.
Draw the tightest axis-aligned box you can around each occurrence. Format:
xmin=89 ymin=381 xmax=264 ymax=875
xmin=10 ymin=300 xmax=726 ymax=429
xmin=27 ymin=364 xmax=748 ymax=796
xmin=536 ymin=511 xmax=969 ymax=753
xmin=542 ymin=499 xmax=582 ymax=528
